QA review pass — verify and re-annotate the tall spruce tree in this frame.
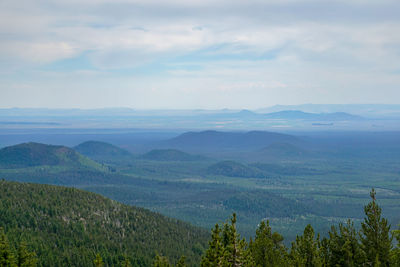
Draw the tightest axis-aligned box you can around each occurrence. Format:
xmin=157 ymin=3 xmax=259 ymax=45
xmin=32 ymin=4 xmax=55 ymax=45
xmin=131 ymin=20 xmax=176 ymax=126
xmin=391 ymin=226 xmax=400 ymax=266
xmin=201 ymin=214 xmax=253 ymax=267
xmin=201 ymin=224 xmax=223 ymax=266
xmin=175 ymin=256 xmax=188 ymax=267
xmin=249 ymin=220 xmax=289 ymax=267
xmin=153 ymin=253 xmax=171 ymax=267
xmin=16 ymin=242 xmax=37 ymax=267
xmin=360 ymin=188 xmax=392 ymax=266
xmin=290 ymin=224 xmax=323 ymax=267
xmin=0 ymin=228 xmax=15 ymax=267
xmin=327 ymin=220 xmax=365 ymax=266
xmin=93 ymin=253 xmax=104 ymax=267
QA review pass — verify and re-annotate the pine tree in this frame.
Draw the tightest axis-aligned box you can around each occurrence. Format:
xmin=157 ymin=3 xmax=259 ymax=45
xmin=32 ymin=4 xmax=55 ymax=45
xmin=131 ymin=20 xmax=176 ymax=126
xmin=93 ymin=253 xmax=104 ymax=267
xmin=16 ymin=242 xmax=37 ymax=267
xmin=0 ymin=228 xmax=16 ymax=267
xmin=201 ymin=224 xmax=223 ymax=266
xmin=360 ymin=188 xmax=392 ymax=266
xmin=201 ymin=213 xmax=253 ymax=267
xmin=121 ymin=257 xmax=132 ymax=267
xmin=249 ymin=220 xmax=289 ymax=267
xmin=175 ymin=256 xmax=187 ymax=267
xmin=391 ymin=226 xmax=400 ymax=266
xmin=290 ymin=224 xmax=323 ymax=267
xmin=152 ymin=253 xmax=171 ymax=267
xmin=327 ymin=220 xmax=365 ymax=266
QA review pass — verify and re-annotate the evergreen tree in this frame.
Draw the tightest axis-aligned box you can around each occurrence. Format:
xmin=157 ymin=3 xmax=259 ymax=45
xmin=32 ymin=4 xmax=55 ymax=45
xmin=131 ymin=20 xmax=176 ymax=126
xmin=290 ymin=224 xmax=323 ymax=267
xmin=16 ymin=242 xmax=37 ymax=267
xmin=121 ymin=257 xmax=132 ymax=267
xmin=201 ymin=213 xmax=253 ymax=267
xmin=201 ymin=224 xmax=223 ymax=266
xmin=360 ymin=188 xmax=392 ymax=266
xmin=0 ymin=228 xmax=16 ymax=267
xmin=175 ymin=256 xmax=187 ymax=267
xmin=153 ymin=253 xmax=171 ymax=267
xmin=390 ymin=226 xmax=400 ymax=266
xmin=249 ymin=220 xmax=289 ymax=267
xmin=222 ymin=214 xmax=246 ymax=266
xmin=93 ymin=253 xmax=104 ymax=267
xmin=327 ymin=220 xmax=365 ymax=266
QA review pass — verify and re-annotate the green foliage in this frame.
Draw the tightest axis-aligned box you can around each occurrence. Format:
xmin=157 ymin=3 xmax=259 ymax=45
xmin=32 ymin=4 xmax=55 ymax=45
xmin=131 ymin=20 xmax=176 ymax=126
xmin=175 ymin=256 xmax=187 ymax=267
xmin=360 ymin=188 xmax=392 ymax=266
xmin=94 ymin=254 xmax=104 ymax=267
xmin=206 ymin=161 xmax=266 ymax=178
xmin=0 ymin=229 xmax=37 ymax=267
xmin=249 ymin=220 xmax=289 ymax=267
xmin=0 ymin=143 xmax=104 ymax=171
xmin=391 ymin=226 xmax=400 ymax=266
xmin=201 ymin=214 xmax=253 ymax=267
xmin=140 ymin=149 xmax=205 ymax=162
xmin=0 ymin=180 xmax=208 ymax=266
xmin=74 ymin=141 xmax=133 ymax=164
xmin=0 ymin=228 xmax=15 ymax=267
xmin=326 ymin=220 xmax=365 ymax=266
xmin=16 ymin=242 xmax=37 ymax=267
xmin=290 ymin=224 xmax=323 ymax=267
xmin=153 ymin=254 xmax=171 ymax=267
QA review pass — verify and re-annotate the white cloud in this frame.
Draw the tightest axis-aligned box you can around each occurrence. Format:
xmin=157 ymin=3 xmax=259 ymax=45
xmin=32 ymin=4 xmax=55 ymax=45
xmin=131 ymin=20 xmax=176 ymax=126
xmin=0 ymin=0 xmax=399 ymax=108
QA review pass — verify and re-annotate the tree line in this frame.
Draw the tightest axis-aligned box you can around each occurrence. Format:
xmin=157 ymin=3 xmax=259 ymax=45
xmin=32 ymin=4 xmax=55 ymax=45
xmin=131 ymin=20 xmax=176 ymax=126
xmin=1 ymin=188 xmax=399 ymax=266
xmin=153 ymin=189 xmax=400 ymax=267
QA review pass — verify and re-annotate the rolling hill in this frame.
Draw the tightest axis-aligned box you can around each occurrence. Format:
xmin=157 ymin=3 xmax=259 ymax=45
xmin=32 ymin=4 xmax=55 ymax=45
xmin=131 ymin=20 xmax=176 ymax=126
xmin=0 ymin=142 xmax=104 ymax=170
xmin=0 ymin=142 xmax=140 ymax=185
xmin=0 ymin=180 xmax=208 ymax=266
xmin=74 ymin=140 xmax=133 ymax=162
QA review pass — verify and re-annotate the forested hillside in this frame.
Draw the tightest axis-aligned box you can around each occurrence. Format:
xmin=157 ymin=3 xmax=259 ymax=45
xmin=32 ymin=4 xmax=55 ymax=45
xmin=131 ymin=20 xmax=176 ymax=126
xmin=0 ymin=180 xmax=208 ymax=266
xmin=1 ymin=183 xmax=399 ymax=266
xmin=74 ymin=141 xmax=133 ymax=163
xmin=0 ymin=142 xmax=104 ymax=170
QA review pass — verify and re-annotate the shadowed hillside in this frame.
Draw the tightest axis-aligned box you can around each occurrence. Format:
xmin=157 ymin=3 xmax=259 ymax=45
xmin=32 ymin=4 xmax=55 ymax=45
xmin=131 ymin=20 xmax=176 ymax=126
xmin=74 ymin=140 xmax=133 ymax=163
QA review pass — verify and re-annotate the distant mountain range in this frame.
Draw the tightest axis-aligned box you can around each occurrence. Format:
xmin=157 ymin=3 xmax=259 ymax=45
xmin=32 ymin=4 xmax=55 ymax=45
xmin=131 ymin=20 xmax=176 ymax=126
xmin=1 ymin=106 xmax=399 ymax=130
xmin=262 ymin=110 xmax=364 ymax=121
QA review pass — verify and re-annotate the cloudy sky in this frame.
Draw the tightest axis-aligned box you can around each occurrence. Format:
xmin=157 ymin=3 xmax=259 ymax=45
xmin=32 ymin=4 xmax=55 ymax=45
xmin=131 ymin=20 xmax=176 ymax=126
xmin=1 ymin=0 xmax=399 ymax=109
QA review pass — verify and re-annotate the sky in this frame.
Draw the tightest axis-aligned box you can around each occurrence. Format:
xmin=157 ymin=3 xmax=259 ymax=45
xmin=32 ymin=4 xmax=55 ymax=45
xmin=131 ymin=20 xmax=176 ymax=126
xmin=1 ymin=0 xmax=400 ymax=109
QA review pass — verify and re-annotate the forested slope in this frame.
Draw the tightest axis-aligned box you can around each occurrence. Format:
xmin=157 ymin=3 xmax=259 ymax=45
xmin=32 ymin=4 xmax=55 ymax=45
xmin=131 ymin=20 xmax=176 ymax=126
xmin=0 ymin=180 xmax=208 ymax=267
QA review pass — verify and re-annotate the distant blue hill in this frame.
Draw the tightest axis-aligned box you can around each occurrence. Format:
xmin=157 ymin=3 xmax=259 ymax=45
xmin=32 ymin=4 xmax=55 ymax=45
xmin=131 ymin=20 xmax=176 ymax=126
xmin=262 ymin=110 xmax=364 ymax=121
xmin=161 ymin=130 xmax=300 ymax=152
xmin=74 ymin=141 xmax=133 ymax=163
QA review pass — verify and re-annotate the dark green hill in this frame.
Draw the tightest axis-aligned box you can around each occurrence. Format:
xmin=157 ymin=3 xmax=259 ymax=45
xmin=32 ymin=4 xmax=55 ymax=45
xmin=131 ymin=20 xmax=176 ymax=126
xmin=0 ymin=142 xmax=103 ymax=170
xmin=206 ymin=160 xmax=266 ymax=178
xmin=74 ymin=141 xmax=133 ymax=162
xmin=140 ymin=149 xmax=206 ymax=161
xmin=0 ymin=180 xmax=208 ymax=266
